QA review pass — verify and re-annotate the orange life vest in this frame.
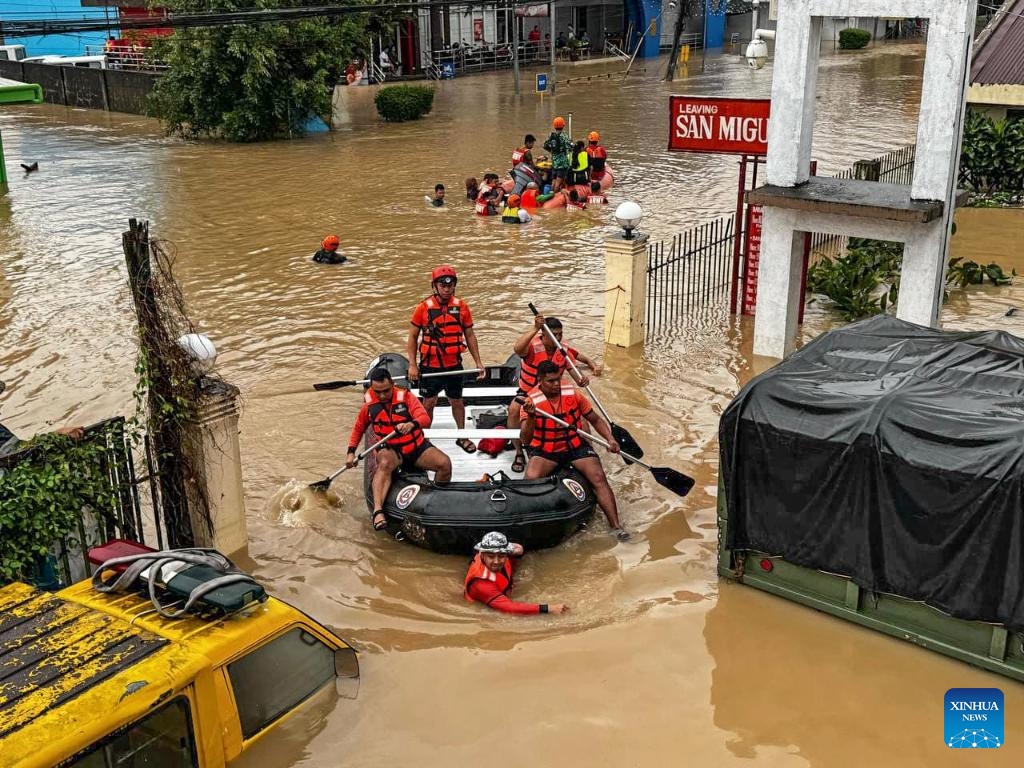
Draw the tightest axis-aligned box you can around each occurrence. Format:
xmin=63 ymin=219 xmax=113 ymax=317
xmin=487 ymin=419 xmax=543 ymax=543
xmin=363 ymin=387 xmax=426 ymax=456
xmin=417 ymin=295 xmax=467 ymax=368
xmin=587 ymin=194 xmax=607 ymax=205
xmin=464 ymin=553 xmax=514 ymax=601
xmin=527 ymin=382 xmax=586 ymax=453
xmin=518 ymin=336 xmax=576 ymax=391
xmin=521 ymin=189 xmax=538 ymax=209
xmin=475 ymin=195 xmax=494 ymax=215
xmin=511 ymin=146 xmax=528 ymax=166
xmin=566 ymin=199 xmax=586 ymax=212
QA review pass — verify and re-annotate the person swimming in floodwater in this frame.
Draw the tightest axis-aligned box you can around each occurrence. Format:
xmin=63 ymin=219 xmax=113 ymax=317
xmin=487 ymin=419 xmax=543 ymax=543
xmin=312 ymin=234 xmax=346 ymax=264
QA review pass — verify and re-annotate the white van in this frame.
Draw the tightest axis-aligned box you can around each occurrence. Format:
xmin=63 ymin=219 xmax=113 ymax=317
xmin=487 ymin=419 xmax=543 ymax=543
xmin=0 ymin=45 xmax=27 ymax=62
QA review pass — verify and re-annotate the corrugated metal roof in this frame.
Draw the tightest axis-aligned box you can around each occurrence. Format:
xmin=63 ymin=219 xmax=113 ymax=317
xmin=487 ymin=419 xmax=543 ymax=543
xmin=971 ymin=0 xmax=1024 ymax=86
xmin=0 ymin=582 xmax=168 ymax=741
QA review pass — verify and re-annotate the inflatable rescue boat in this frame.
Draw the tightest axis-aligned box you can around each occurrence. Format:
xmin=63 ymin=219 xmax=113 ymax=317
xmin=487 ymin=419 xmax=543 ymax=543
xmin=362 ymin=353 xmax=597 ymax=554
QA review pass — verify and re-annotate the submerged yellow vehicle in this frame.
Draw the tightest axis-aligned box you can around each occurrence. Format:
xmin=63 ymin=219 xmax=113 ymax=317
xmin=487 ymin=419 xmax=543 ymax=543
xmin=0 ymin=559 xmax=359 ymax=768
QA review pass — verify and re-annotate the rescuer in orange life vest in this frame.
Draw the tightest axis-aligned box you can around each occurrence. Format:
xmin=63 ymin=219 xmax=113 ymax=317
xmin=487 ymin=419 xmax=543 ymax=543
xmin=506 ymin=313 xmax=602 ymax=473
xmin=520 ymin=360 xmax=628 ymax=540
xmin=347 ymin=367 xmax=452 ymax=532
xmin=464 ymin=531 xmax=569 ymax=614
xmin=407 ymin=265 xmax=487 ymax=453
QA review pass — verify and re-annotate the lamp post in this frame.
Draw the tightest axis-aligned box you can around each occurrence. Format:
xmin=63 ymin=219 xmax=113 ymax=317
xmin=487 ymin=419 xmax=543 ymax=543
xmin=614 ymin=201 xmax=644 ymax=240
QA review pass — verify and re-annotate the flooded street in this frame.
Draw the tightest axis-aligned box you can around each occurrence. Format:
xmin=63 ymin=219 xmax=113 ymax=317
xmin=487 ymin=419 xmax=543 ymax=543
xmin=3 ymin=44 xmax=1024 ymax=765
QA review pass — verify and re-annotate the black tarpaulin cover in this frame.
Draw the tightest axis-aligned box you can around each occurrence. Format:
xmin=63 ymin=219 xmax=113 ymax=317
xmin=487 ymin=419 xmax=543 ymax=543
xmin=720 ymin=314 xmax=1024 ymax=630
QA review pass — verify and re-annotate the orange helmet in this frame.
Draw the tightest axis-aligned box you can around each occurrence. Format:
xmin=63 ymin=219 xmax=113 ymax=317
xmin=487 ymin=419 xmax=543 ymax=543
xmin=321 ymin=235 xmax=340 ymax=250
xmin=431 ymin=264 xmax=458 ymax=284
xmin=588 ymin=131 xmax=600 ymax=142
xmin=508 ymin=194 xmax=521 ymax=206
xmin=553 ymin=116 xmax=566 ymax=129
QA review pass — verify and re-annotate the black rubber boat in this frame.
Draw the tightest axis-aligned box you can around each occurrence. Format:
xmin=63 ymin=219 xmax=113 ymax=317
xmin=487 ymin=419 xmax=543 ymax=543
xmin=361 ymin=353 xmax=597 ymax=554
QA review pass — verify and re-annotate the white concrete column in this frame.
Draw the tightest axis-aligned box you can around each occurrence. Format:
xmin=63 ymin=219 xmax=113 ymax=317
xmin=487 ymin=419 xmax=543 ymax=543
xmin=896 ymin=220 xmax=947 ymax=327
xmin=912 ymin=0 xmax=977 ymax=201
xmin=765 ymin=7 xmax=822 ymax=187
xmin=183 ymin=380 xmax=249 ymax=557
xmin=604 ymin=233 xmax=649 ymax=348
xmin=753 ymin=208 xmax=805 ymax=358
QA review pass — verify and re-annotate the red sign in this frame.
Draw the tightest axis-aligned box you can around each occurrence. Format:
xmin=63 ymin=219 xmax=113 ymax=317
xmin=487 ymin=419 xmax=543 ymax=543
xmin=473 ymin=18 xmax=484 ymax=41
xmin=742 ymin=205 xmax=763 ymax=316
xmin=668 ymin=96 xmax=771 ymax=155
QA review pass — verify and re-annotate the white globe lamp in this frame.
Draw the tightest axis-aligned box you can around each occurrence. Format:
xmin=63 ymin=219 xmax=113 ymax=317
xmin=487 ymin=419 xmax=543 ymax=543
xmin=613 ymin=201 xmax=643 ymax=240
xmin=177 ymin=333 xmax=218 ymax=375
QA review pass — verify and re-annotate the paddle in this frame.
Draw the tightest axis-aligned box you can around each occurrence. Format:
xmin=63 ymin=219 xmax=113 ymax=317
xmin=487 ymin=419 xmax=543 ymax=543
xmin=527 ymin=303 xmax=645 ymax=463
xmin=313 ymin=369 xmax=485 ymax=392
xmin=309 ymin=431 xmax=398 ymax=492
xmin=539 ymin=411 xmax=695 ymax=498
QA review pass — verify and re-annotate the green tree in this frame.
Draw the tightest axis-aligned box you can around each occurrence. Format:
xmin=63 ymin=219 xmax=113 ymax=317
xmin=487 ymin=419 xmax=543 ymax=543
xmin=148 ymin=1 xmax=372 ymax=142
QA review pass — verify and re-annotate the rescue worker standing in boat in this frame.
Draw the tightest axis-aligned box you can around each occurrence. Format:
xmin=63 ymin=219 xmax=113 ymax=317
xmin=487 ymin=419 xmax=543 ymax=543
xmin=520 ymin=361 xmax=628 ymax=539
xmin=464 ymin=531 xmax=568 ymax=614
xmin=407 ymin=265 xmax=486 ymax=453
xmin=507 ymin=314 xmax=601 ymax=473
xmin=346 ymin=368 xmax=452 ymax=532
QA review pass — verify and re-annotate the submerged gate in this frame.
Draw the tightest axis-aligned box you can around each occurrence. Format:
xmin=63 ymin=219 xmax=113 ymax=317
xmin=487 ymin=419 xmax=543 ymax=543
xmin=645 ymin=213 xmax=735 ymax=337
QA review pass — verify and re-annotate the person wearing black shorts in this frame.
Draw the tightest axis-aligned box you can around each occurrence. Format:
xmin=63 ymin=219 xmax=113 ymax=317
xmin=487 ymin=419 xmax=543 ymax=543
xmin=406 ymin=265 xmax=486 ymax=453
xmin=519 ymin=360 xmax=628 ymax=540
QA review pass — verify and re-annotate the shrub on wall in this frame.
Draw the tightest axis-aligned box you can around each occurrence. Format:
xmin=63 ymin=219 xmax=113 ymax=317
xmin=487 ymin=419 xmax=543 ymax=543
xmin=838 ymin=28 xmax=872 ymax=49
xmin=374 ymin=85 xmax=435 ymax=122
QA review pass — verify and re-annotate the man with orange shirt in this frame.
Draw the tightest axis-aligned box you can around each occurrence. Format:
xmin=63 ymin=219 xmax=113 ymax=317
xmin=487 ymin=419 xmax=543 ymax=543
xmin=407 ymin=264 xmax=486 ymax=453
xmin=346 ymin=368 xmax=452 ymax=532
xmin=507 ymin=314 xmax=601 ymax=473
xmin=464 ymin=531 xmax=568 ymax=615
xmin=520 ymin=361 xmax=628 ymax=539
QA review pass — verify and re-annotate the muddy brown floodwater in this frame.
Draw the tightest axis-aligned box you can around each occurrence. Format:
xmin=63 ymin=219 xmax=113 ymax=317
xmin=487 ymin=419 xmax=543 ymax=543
xmin=2 ymin=44 xmax=1024 ymax=766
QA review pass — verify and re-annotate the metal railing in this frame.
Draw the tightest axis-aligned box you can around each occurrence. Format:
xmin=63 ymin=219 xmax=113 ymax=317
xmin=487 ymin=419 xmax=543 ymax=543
xmin=0 ymin=417 xmax=166 ymax=589
xmin=429 ymin=40 xmax=553 ymax=75
xmin=83 ymin=44 xmax=168 ymax=71
xmin=646 ymin=213 xmax=735 ymax=337
xmin=809 ymin=144 xmax=917 ymax=259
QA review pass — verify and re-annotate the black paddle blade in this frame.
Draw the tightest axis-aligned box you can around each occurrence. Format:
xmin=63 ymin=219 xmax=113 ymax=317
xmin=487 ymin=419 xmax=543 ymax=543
xmin=313 ymin=380 xmax=358 ymax=391
xmin=610 ymin=423 xmax=643 ymax=463
xmin=650 ymin=467 xmax=695 ymax=497
xmin=309 ymin=479 xmax=331 ymax=492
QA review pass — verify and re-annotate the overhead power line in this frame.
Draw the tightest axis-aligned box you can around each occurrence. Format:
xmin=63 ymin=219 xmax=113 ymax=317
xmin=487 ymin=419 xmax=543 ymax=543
xmin=0 ymin=0 xmax=529 ymax=38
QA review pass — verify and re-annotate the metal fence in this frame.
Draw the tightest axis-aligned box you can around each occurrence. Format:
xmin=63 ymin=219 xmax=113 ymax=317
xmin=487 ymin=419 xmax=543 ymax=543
xmin=809 ymin=144 xmax=916 ymax=258
xmin=0 ymin=416 xmax=166 ymax=588
xmin=646 ymin=213 xmax=735 ymax=337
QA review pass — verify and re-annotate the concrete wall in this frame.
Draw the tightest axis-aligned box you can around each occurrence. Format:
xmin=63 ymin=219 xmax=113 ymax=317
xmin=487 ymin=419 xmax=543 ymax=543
xmin=0 ymin=60 xmax=157 ymax=115
xmin=967 ymin=83 xmax=1024 ymax=122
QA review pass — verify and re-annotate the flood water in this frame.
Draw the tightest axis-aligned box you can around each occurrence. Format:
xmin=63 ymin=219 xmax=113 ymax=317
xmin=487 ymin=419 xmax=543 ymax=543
xmin=2 ymin=44 xmax=1024 ymax=765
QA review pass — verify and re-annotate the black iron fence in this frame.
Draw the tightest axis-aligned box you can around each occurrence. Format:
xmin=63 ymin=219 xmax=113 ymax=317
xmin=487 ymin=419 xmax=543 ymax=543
xmin=646 ymin=214 xmax=735 ymax=337
xmin=0 ymin=417 xmax=166 ymax=588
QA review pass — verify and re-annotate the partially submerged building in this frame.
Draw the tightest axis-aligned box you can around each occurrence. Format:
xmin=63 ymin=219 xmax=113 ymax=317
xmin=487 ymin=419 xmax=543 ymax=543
xmin=968 ymin=0 xmax=1024 ymax=120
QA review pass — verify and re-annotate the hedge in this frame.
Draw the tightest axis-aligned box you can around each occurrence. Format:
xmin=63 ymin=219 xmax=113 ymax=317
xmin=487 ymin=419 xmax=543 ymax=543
xmin=375 ymin=85 xmax=435 ymax=122
xmin=838 ymin=28 xmax=871 ymax=49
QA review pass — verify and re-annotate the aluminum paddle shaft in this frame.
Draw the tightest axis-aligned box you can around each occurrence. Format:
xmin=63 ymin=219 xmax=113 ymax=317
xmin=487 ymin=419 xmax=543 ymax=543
xmin=309 ymin=430 xmax=398 ymax=491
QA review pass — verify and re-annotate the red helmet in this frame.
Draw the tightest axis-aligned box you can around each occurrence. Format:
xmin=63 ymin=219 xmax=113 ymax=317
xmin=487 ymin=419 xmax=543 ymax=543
xmin=431 ymin=264 xmax=458 ymax=284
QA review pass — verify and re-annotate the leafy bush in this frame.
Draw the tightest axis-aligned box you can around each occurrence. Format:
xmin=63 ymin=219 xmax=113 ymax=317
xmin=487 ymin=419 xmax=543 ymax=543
xmin=838 ymin=28 xmax=871 ymax=49
xmin=149 ymin=1 xmax=368 ymax=141
xmin=0 ymin=430 xmax=118 ymax=584
xmin=807 ymin=238 xmax=1015 ymax=320
xmin=374 ymin=85 xmax=435 ymax=122
xmin=959 ymin=111 xmax=1024 ymax=193
xmin=947 ymin=257 xmax=1015 ymax=287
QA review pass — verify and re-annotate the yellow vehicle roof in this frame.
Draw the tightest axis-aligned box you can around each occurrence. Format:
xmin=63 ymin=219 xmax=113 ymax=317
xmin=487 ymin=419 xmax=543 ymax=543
xmin=0 ymin=579 xmax=342 ymax=768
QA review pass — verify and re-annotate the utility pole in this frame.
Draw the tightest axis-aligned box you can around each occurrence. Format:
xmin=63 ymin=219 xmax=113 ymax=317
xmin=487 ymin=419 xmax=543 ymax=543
xmin=664 ymin=0 xmax=688 ymax=81
xmin=512 ymin=0 xmax=521 ymax=94
xmin=701 ymin=0 xmax=708 ymax=71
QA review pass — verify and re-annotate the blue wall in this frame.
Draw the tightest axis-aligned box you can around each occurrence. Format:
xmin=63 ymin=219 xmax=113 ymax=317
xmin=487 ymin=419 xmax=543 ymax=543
xmin=704 ymin=0 xmax=726 ymax=48
xmin=625 ymin=0 xmax=662 ymax=59
xmin=0 ymin=1 xmax=113 ymax=58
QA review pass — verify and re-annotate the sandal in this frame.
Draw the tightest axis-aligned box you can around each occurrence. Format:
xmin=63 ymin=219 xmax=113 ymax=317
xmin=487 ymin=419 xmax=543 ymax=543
xmin=511 ymin=452 xmax=526 ymax=473
xmin=371 ymin=510 xmax=387 ymax=531
xmin=456 ymin=438 xmax=477 ymax=454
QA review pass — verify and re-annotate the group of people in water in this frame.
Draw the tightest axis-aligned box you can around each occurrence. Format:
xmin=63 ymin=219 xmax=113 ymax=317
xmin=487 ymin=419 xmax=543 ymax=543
xmin=461 ymin=117 xmax=610 ymax=221
xmin=342 ymin=264 xmax=626 ymax=614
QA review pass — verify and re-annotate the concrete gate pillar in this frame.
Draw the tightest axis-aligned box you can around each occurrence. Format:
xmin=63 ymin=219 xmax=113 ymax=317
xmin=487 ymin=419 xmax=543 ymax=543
xmin=751 ymin=0 xmax=978 ymax=358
